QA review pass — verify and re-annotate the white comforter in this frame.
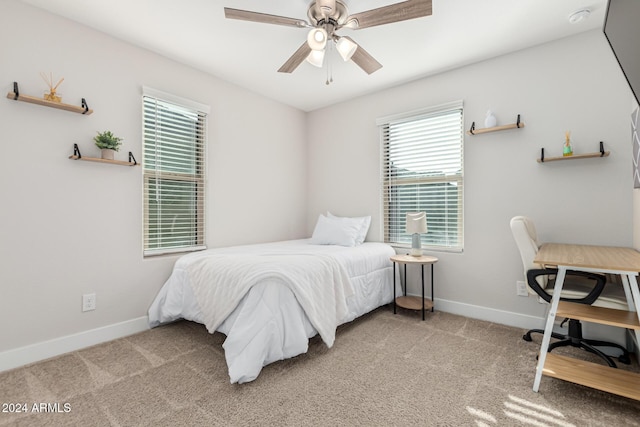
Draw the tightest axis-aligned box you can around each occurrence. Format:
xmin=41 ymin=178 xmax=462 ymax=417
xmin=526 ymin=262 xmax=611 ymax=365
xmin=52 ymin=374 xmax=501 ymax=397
xmin=148 ymin=239 xmax=395 ymax=383
xmin=187 ymin=252 xmax=353 ymax=347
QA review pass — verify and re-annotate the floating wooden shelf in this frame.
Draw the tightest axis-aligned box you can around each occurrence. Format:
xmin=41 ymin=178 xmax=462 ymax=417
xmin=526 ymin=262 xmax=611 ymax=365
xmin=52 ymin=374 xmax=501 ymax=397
xmin=538 ymin=141 xmax=609 ymax=163
xmin=69 ymin=144 xmax=138 ymax=166
xmin=542 ymin=353 xmax=640 ymax=401
xmin=69 ymin=155 xmax=137 ymax=166
xmin=6 ymin=82 xmax=92 ymax=115
xmin=467 ymin=114 xmax=525 ymax=135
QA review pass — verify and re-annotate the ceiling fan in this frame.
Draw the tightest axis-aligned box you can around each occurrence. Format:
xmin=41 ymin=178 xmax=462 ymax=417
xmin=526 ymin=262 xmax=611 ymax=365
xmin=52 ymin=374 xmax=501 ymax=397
xmin=224 ymin=0 xmax=432 ymax=75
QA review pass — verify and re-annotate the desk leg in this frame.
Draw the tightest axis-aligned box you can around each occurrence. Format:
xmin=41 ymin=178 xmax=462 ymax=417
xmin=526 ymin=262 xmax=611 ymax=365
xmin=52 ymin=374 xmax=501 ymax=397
xmin=621 ymin=274 xmax=633 ymax=308
xmin=533 ymin=267 xmax=566 ymax=392
xmin=393 ymin=262 xmax=397 ymax=315
xmin=625 ymin=274 xmax=640 ymax=354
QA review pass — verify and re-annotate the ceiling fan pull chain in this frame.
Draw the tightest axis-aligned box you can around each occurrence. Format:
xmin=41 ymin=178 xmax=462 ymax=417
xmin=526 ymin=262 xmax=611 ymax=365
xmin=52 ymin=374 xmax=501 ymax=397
xmin=326 ymin=43 xmax=333 ymax=85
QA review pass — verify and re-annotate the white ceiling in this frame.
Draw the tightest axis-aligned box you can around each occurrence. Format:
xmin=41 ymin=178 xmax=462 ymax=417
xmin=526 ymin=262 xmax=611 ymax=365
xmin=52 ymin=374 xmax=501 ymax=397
xmin=20 ymin=0 xmax=606 ymax=112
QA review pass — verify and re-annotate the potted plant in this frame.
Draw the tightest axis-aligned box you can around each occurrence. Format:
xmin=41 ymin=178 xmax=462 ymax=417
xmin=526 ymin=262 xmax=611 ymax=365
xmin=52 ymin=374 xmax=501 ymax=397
xmin=94 ymin=130 xmax=123 ymax=160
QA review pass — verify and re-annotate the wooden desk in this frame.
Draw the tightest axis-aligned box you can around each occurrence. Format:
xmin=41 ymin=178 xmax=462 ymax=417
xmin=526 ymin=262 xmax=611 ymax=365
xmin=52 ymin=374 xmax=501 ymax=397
xmin=533 ymin=243 xmax=640 ymax=400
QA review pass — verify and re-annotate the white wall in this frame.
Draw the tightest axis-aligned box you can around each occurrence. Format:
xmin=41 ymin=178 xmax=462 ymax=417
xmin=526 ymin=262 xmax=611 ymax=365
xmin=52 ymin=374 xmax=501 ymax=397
xmin=1 ymin=0 xmax=636 ymax=370
xmin=307 ymin=30 xmax=635 ymax=326
xmin=0 ymin=0 xmax=307 ymax=359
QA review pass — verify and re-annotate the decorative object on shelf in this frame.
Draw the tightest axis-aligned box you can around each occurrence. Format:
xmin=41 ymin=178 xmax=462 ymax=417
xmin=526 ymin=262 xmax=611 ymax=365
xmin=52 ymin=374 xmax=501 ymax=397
xmin=467 ymin=114 xmax=524 ymax=135
xmin=93 ymin=130 xmax=123 ymax=160
xmin=538 ymin=141 xmax=608 ymax=163
xmin=6 ymin=82 xmax=93 ymax=115
xmin=69 ymin=144 xmax=138 ymax=166
xmin=39 ymin=72 xmax=64 ymax=103
xmin=406 ymin=212 xmax=427 ymax=257
xmin=484 ymin=110 xmax=497 ymax=128
xmin=563 ymin=131 xmax=573 ymax=157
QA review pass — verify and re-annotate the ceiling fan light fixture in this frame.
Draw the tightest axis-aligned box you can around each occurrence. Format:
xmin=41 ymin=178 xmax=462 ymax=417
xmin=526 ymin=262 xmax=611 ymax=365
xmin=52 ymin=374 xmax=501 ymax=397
xmin=307 ymin=28 xmax=328 ymax=50
xmin=336 ymin=37 xmax=357 ymax=61
xmin=306 ymin=49 xmax=325 ymax=68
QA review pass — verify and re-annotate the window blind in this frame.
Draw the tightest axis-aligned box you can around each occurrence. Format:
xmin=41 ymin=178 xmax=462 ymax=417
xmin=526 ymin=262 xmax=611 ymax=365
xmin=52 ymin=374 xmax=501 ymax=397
xmin=142 ymin=92 xmax=207 ymax=256
xmin=379 ymin=102 xmax=464 ymax=251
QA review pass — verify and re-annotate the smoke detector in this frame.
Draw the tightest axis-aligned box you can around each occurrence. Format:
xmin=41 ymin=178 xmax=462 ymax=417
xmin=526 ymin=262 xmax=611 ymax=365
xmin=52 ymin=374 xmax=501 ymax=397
xmin=568 ymin=9 xmax=591 ymax=24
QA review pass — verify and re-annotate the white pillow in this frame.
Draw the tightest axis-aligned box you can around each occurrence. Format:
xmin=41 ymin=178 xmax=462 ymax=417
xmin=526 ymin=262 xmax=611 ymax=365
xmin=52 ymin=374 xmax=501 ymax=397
xmin=327 ymin=212 xmax=371 ymax=245
xmin=310 ymin=214 xmax=361 ymax=247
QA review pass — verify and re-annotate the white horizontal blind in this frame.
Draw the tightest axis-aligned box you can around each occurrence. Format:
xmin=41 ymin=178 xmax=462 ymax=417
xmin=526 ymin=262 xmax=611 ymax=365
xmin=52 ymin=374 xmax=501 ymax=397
xmin=143 ymin=94 xmax=207 ymax=256
xmin=380 ymin=103 xmax=464 ymax=251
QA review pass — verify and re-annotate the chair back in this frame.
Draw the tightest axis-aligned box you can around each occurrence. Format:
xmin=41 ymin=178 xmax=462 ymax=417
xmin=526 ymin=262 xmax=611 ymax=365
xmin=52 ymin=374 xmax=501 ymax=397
xmin=510 ymin=216 xmax=547 ymax=292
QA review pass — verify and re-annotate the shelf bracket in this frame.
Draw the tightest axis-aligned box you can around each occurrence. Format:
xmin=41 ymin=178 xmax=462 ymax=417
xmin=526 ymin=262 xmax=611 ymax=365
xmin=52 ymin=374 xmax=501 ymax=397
xmin=81 ymin=98 xmax=90 ymax=114
xmin=12 ymin=82 xmax=19 ymax=100
xmin=516 ymin=114 xmax=521 ymax=128
xmin=73 ymin=143 xmax=82 ymax=159
xmin=128 ymin=151 xmax=137 ymax=165
xmin=540 ymin=148 xmax=545 ymax=163
xmin=469 ymin=121 xmax=475 ymax=135
xmin=600 ymin=141 xmax=605 ymax=157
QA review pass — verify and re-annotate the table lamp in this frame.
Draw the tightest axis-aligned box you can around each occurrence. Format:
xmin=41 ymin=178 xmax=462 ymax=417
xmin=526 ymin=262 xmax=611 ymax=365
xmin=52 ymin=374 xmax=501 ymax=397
xmin=406 ymin=212 xmax=427 ymax=256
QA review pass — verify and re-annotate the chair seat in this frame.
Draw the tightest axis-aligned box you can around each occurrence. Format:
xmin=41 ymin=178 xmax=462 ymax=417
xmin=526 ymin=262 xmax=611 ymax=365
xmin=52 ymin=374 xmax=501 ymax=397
xmin=544 ymin=275 xmax=628 ymax=310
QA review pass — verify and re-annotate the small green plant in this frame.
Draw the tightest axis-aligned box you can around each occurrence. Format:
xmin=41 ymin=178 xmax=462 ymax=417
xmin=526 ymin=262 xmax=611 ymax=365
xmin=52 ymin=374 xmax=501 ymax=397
xmin=93 ymin=130 xmax=123 ymax=151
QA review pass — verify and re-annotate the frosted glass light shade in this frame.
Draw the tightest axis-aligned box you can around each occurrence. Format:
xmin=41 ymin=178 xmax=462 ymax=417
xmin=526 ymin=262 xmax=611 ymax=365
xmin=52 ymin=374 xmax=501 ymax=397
xmin=307 ymin=28 xmax=328 ymax=51
xmin=306 ymin=49 xmax=325 ymax=67
xmin=336 ymin=37 xmax=357 ymax=61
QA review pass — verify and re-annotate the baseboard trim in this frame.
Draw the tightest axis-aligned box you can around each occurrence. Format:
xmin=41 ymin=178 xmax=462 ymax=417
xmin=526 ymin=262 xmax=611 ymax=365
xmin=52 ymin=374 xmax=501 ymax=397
xmin=0 ymin=316 xmax=150 ymax=373
xmin=434 ymin=298 xmax=545 ymax=330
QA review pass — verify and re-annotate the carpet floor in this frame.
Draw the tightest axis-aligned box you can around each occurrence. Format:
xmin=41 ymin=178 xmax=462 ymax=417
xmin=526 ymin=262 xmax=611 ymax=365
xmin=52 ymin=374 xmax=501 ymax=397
xmin=1 ymin=306 xmax=639 ymax=426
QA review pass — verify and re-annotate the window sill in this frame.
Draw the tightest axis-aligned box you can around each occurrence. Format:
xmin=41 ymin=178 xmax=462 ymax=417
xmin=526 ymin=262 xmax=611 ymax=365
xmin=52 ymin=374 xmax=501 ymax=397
xmin=388 ymin=243 xmax=463 ymax=254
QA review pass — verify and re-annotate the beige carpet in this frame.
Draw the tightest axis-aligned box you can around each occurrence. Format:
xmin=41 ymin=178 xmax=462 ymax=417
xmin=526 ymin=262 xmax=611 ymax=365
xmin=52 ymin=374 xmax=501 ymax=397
xmin=1 ymin=307 xmax=639 ymax=426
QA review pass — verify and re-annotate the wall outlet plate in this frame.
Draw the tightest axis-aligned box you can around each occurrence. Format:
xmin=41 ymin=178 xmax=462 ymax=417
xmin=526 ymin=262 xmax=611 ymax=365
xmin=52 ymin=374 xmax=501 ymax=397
xmin=82 ymin=293 xmax=96 ymax=312
xmin=516 ymin=281 xmax=528 ymax=297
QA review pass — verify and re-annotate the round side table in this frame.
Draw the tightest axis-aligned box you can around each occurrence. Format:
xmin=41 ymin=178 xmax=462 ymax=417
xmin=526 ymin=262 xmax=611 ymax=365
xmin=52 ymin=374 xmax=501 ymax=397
xmin=390 ymin=254 xmax=438 ymax=320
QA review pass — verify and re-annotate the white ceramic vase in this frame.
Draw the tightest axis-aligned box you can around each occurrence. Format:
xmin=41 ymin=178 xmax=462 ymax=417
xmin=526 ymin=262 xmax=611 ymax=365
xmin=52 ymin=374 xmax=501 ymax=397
xmin=484 ymin=110 xmax=497 ymax=128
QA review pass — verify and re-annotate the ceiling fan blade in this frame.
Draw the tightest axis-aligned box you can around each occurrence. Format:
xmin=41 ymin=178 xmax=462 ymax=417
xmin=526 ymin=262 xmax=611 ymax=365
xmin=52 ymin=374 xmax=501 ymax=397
xmin=345 ymin=0 xmax=432 ymax=30
xmin=224 ymin=8 xmax=308 ymax=28
xmin=344 ymin=37 xmax=382 ymax=74
xmin=278 ymin=42 xmax=313 ymax=73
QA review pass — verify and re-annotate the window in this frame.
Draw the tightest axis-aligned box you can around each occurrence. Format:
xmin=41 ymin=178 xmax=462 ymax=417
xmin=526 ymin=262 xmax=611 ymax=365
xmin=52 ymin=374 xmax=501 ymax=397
xmin=378 ymin=101 xmax=464 ymax=251
xmin=142 ymin=87 xmax=209 ymax=256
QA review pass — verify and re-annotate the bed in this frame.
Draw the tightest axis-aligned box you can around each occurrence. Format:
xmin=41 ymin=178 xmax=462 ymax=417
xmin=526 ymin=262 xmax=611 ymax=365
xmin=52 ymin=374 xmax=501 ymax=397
xmin=148 ymin=229 xmax=396 ymax=384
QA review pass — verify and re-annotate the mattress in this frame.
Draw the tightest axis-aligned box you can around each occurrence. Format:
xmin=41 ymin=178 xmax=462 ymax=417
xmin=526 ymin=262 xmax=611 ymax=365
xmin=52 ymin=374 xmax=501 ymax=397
xmin=148 ymin=239 xmax=397 ymax=383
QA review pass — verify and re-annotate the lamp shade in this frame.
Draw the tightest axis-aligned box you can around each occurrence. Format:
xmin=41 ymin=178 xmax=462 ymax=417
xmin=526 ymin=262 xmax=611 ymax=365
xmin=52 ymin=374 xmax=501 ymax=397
xmin=336 ymin=37 xmax=358 ymax=61
xmin=305 ymin=49 xmax=325 ymax=67
xmin=405 ymin=212 xmax=428 ymax=234
xmin=307 ymin=28 xmax=328 ymax=51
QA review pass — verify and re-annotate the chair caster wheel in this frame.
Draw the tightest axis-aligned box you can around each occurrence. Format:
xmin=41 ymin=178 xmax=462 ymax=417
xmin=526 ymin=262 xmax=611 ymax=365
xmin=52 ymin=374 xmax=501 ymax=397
xmin=618 ymin=354 xmax=631 ymax=365
xmin=523 ymin=334 xmax=532 ymax=342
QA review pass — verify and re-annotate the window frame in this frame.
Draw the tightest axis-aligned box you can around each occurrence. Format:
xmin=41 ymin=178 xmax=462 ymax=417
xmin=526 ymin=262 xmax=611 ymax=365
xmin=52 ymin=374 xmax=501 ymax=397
xmin=377 ymin=100 xmax=464 ymax=253
xmin=142 ymin=87 xmax=209 ymax=257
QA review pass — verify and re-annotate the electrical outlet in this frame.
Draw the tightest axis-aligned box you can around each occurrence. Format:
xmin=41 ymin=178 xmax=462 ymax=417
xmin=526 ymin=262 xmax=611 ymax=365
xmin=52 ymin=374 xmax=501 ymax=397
xmin=82 ymin=293 xmax=96 ymax=312
xmin=516 ymin=281 xmax=528 ymax=297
